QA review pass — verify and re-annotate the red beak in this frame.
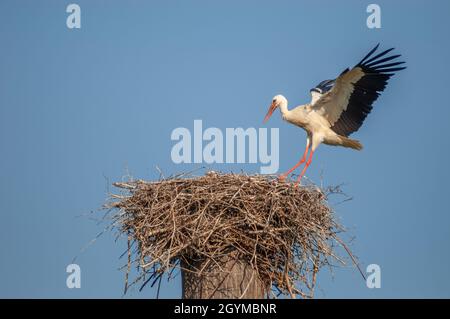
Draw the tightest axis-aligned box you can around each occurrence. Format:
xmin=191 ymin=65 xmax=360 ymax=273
xmin=263 ymin=102 xmax=277 ymax=123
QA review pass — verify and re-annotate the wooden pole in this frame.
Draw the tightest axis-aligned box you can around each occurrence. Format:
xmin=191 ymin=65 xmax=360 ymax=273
xmin=181 ymin=253 xmax=266 ymax=299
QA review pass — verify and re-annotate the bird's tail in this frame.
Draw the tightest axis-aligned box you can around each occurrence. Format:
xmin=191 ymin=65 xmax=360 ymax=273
xmin=338 ymin=135 xmax=363 ymax=150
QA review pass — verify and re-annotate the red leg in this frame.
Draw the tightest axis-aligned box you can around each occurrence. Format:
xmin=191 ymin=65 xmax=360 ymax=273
xmin=296 ymin=150 xmax=314 ymax=186
xmin=279 ymin=140 xmax=310 ymax=181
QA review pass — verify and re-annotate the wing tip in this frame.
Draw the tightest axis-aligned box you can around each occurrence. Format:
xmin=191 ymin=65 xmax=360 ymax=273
xmin=357 ymin=44 xmax=406 ymax=68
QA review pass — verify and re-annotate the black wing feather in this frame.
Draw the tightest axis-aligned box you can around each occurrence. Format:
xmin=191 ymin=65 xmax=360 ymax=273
xmin=363 ymin=48 xmax=395 ymax=65
xmin=356 ymin=43 xmax=379 ymax=65
xmin=365 ymin=54 xmax=401 ymax=67
xmin=330 ymin=45 xmax=406 ymax=137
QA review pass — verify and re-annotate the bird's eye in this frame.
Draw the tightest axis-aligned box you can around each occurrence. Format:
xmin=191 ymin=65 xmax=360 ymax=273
xmin=272 ymin=99 xmax=276 ymax=103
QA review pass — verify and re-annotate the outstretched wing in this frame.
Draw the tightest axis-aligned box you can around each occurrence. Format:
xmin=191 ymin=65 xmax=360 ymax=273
xmin=311 ymin=44 xmax=406 ymax=137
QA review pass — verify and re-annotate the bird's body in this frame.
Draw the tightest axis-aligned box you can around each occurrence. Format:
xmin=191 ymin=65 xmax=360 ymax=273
xmin=263 ymin=44 xmax=406 ymax=184
xmin=278 ymin=98 xmax=363 ymax=150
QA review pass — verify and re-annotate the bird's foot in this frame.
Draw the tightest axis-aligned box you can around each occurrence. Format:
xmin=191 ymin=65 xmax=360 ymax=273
xmin=295 ymin=175 xmax=304 ymax=187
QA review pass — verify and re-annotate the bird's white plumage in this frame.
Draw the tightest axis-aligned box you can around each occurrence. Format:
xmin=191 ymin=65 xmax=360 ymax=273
xmin=309 ymin=91 xmax=322 ymax=106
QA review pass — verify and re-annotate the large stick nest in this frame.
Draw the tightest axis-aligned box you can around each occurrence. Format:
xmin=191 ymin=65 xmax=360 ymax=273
xmin=108 ymin=172 xmax=353 ymax=298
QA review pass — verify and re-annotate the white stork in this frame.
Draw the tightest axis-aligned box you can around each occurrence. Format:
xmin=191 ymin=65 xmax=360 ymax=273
xmin=264 ymin=44 xmax=406 ymax=184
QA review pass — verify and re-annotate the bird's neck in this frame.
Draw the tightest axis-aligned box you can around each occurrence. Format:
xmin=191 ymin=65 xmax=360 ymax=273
xmin=279 ymin=100 xmax=290 ymax=120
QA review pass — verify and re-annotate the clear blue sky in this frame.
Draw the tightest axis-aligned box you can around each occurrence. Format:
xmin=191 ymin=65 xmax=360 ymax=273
xmin=1 ymin=0 xmax=449 ymax=298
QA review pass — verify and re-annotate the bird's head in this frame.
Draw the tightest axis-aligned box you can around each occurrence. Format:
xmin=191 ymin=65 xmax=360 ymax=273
xmin=264 ymin=94 xmax=286 ymax=123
